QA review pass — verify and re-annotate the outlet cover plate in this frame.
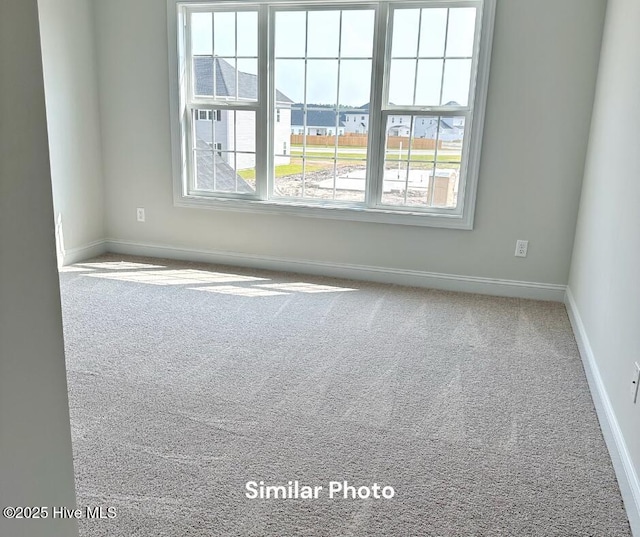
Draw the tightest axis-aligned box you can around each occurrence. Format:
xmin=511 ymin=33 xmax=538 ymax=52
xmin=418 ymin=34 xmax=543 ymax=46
xmin=515 ymin=240 xmax=529 ymax=258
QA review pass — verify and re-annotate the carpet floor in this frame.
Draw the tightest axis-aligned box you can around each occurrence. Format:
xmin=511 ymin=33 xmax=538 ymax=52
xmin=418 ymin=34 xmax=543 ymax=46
xmin=59 ymin=254 xmax=631 ymax=536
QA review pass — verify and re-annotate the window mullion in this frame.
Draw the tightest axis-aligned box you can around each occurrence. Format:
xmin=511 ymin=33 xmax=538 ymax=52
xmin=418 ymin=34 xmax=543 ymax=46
xmin=365 ymin=2 xmax=389 ymax=208
xmin=257 ymin=4 xmax=270 ymax=200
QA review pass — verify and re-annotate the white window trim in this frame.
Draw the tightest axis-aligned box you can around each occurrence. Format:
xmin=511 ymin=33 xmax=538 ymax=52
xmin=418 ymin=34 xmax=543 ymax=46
xmin=167 ymin=0 xmax=496 ymax=229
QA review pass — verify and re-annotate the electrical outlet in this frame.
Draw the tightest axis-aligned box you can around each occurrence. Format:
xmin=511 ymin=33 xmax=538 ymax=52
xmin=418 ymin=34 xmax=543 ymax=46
xmin=515 ymin=240 xmax=529 ymax=258
xmin=632 ymin=362 xmax=640 ymax=404
xmin=136 ymin=208 xmax=145 ymax=222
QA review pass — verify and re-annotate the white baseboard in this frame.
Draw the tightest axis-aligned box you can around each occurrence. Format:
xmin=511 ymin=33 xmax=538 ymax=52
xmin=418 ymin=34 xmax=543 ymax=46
xmin=565 ymin=287 xmax=640 ymax=537
xmin=61 ymin=239 xmax=107 ymax=266
xmin=104 ymin=239 xmax=566 ymax=301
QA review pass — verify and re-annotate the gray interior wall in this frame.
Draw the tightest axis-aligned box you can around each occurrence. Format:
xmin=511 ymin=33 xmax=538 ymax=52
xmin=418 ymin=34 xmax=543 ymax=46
xmin=568 ymin=0 xmax=640 ymax=511
xmin=38 ymin=0 xmax=105 ymax=262
xmin=94 ymin=0 xmax=605 ymax=285
xmin=0 ymin=1 xmax=79 ymax=536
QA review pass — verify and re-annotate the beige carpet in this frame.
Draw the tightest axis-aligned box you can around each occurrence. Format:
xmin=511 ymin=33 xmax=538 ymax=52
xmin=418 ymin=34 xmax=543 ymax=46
xmin=59 ymin=254 xmax=631 ymax=536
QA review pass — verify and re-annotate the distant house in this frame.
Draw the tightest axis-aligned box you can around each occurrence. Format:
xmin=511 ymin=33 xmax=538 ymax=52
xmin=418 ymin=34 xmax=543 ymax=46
xmin=413 ymin=117 xmax=464 ymax=142
xmin=344 ymin=102 xmax=465 ymax=141
xmin=193 ymin=57 xmax=293 ymax=171
xmin=344 ymin=104 xmax=412 ymax=136
xmin=343 ymin=104 xmax=371 ymax=134
xmin=290 ymin=105 xmax=345 ymax=136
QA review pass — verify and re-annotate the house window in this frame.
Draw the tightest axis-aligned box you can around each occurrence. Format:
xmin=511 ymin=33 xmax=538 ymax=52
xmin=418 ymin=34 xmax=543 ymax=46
xmin=170 ymin=1 xmax=495 ymax=228
xmin=197 ymin=109 xmax=215 ymax=120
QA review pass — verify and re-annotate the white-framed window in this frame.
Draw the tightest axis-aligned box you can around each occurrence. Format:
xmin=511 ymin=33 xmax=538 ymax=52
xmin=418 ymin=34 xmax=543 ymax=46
xmin=197 ymin=109 xmax=214 ymax=120
xmin=168 ymin=0 xmax=495 ymax=228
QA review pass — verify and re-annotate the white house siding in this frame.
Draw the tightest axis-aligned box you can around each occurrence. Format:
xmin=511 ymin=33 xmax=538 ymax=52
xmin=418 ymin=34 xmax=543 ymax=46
xmin=196 ymin=105 xmax=292 ymax=170
xmin=344 ymin=114 xmax=465 ymax=142
xmin=225 ymin=109 xmax=255 ymax=170
xmin=344 ymin=113 xmax=370 ymax=134
xmin=275 ymin=107 xmax=292 ymax=166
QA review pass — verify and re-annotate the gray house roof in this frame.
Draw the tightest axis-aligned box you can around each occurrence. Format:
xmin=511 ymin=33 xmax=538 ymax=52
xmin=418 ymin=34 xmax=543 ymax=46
xmin=194 ymin=57 xmax=292 ymax=104
xmin=195 ymin=139 xmax=253 ymax=193
xmin=290 ymin=105 xmax=345 ymax=128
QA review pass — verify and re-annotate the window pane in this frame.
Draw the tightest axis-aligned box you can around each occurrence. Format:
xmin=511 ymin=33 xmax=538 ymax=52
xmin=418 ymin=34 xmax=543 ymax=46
xmin=410 ymin=116 xmax=438 ymax=157
xmin=307 ymin=11 xmax=340 ymax=57
xmin=195 ymin=150 xmax=256 ymax=194
xmin=275 ymin=59 xmax=304 ymax=104
xmin=419 ymin=9 xmax=447 ymax=57
xmin=234 ymin=111 xmax=257 ymax=153
xmin=389 ymin=60 xmax=416 ymax=106
xmin=415 ymin=59 xmax=443 ymax=106
xmin=237 ymin=59 xmax=258 ymax=100
xmin=430 ymin=163 xmax=460 ymax=208
xmin=214 ymin=58 xmax=237 ymax=100
xmin=213 ymin=12 xmax=235 ymax=56
xmin=195 ymin=151 xmax=256 ymax=194
xmin=193 ymin=56 xmax=213 ymax=97
xmin=438 ymin=116 xmax=465 ymax=162
xmin=441 ymin=59 xmax=472 ymax=106
xmin=195 ymin=150 xmax=214 ymax=190
xmin=307 ymin=60 xmax=338 ymax=106
xmin=391 ymin=9 xmax=420 ymax=57
xmin=236 ymin=11 xmax=257 ymax=57
xmin=275 ymin=12 xmax=306 ymax=58
xmin=339 ymin=60 xmax=371 ymax=108
xmin=191 ymin=13 xmax=212 ymax=56
xmin=446 ymin=8 xmax=477 ymax=57
xmin=385 ymin=114 xmax=411 ymax=140
xmin=341 ymin=10 xmax=375 ymax=58
xmin=382 ymin=160 xmax=410 ymax=206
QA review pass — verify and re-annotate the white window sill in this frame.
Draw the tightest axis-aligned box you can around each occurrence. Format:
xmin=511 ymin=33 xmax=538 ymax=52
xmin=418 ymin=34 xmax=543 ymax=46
xmin=174 ymin=194 xmax=474 ymax=229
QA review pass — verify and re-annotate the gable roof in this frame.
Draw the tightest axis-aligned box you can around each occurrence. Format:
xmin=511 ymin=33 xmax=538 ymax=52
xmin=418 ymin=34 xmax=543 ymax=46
xmin=193 ymin=57 xmax=292 ymax=103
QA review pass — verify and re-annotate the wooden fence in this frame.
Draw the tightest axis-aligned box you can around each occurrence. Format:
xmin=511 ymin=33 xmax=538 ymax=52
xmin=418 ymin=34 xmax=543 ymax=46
xmin=290 ymin=134 xmax=443 ymax=150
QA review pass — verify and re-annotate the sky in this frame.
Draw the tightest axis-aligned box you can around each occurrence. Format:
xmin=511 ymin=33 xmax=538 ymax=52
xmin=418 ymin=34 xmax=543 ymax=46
xmin=191 ymin=7 xmax=477 ymax=108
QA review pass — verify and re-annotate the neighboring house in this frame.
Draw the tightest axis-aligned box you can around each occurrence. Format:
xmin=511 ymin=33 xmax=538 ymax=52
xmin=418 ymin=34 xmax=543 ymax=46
xmin=344 ymin=103 xmax=411 ymax=136
xmin=344 ymin=102 xmax=465 ymax=141
xmin=290 ymin=105 xmax=345 ymax=136
xmin=193 ymin=57 xmax=293 ymax=171
xmin=413 ymin=117 xmax=464 ymax=142
xmin=343 ymin=104 xmax=371 ymax=134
